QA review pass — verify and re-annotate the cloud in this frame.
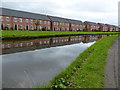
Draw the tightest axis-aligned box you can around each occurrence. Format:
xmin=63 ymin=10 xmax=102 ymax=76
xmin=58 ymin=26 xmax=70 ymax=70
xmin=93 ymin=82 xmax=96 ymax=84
xmin=1 ymin=0 xmax=119 ymax=25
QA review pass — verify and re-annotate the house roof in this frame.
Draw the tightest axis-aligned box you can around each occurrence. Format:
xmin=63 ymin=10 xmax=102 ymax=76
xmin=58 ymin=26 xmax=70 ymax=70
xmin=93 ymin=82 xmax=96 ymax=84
xmin=112 ymin=25 xmax=119 ymax=28
xmin=0 ymin=8 xmax=50 ymax=20
xmin=98 ymin=23 xmax=107 ymax=27
xmin=85 ymin=21 xmax=98 ymax=26
xmin=66 ymin=19 xmax=83 ymax=25
xmin=48 ymin=16 xmax=69 ymax=23
xmin=106 ymin=24 xmax=115 ymax=28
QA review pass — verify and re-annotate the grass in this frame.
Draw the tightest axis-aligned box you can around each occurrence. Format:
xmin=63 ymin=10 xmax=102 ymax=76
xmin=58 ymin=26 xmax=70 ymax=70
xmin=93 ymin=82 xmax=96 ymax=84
xmin=1 ymin=30 xmax=120 ymax=37
xmin=43 ymin=35 xmax=119 ymax=88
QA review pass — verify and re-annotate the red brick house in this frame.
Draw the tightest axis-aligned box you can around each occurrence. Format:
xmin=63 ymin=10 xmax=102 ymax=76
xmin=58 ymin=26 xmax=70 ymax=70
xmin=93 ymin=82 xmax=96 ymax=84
xmin=47 ymin=16 xmax=69 ymax=31
xmin=0 ymin=8 xmax=51 ymax=31
xmin=112 ymin=25 xmax=119 ymax=32
xmin=66 ymin=19 xmax=85 ymax=31
xmin=0 ymin=8 xmax=119 ymax=32
xmin=105 ymin=24 xmax=115 ymax=32
xmin=98 ymin=23 xmax=108 ymax=32
xmin=84 ymin=21 xmax=100 ymax=32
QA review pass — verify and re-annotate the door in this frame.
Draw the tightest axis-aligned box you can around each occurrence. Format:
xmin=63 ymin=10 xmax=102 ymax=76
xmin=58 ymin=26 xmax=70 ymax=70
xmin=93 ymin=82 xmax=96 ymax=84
xmin=26 ymin=25 xmax=28 ymax=30
xmin=60 ymin=28 xmax=62 ymax=31
xmin=1 ymin=24 xmax=4 ymax=30
xmin=15 ymin=24 xmax=17 ymax=30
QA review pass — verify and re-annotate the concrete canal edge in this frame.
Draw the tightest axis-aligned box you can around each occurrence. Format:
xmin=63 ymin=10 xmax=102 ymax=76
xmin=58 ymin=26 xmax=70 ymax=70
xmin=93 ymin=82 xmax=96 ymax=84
xmin=104 ymin=37 xmax=120 ymax=88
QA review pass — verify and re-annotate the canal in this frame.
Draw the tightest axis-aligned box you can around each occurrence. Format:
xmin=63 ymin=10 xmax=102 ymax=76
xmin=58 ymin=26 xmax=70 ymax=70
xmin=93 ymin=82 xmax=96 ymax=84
xmin=1 ymin=35 xmax=109 ymax=88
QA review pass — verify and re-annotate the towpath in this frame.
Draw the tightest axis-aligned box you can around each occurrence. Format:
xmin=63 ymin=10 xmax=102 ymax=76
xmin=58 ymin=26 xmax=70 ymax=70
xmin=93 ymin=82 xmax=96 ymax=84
xmin=104 ymin=37 xmax=120 ymax=88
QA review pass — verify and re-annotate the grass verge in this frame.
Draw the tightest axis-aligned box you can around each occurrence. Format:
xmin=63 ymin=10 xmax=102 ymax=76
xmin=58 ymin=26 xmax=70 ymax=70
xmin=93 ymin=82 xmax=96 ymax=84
xmin=45 ymin=35 xmax=119 ymax=88
xmin=1 ymin=30 xmax=120 ymax=37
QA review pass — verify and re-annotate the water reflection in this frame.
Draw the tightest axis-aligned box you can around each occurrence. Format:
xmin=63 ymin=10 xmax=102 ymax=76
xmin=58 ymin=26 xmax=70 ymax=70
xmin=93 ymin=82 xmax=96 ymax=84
xmin=1 ymin=35 xmax=109 ymax=54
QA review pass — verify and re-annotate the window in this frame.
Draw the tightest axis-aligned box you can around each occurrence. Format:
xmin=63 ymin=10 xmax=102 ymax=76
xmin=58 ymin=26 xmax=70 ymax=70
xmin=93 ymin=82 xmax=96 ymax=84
xmin=40 ymin=26 xmax=42 ymax=30
xmin=0 ymin=16 xmax=3 ymax=21
xmin=2 ymin=44 xmax=5 ymax=48
xmin=47 ymin=41 xmax=49 ymax=44
xmin=19 ymin=18 xmax=22 ymax=22
xmin=30 ymin=42 xmax=33 ymax=45
xmin=56 ymin=22 xmax=58 ymax=26
xmin=48 ymin=26 xmax=50 ymax=30
xmin=26 ymin=19 xmax=29 ymax=23
xmin=44 ymin=21 xmax=47 ymax=24
xmin=67 ymin=23 xmax=69 ymax=26
xmin=39 ymin=41 xmax=42 ymax=44
xmin=14 ymin=18 xmax=17 ymax=22
xmin=20 ymin=25 xmax=22 ymax=29
xmin=7 ymin=44 xmax=11 ymax=48
xmin=44 ymin=41 xmax=47 ymax=44
xmin=20 ymin=43 xmax=23 ymax=47
xmin=48 ymin=21 xmax=50 ymax=25
xmin=6 ymin=17 xmax=10 ymax=21
xmin=30 ymin=20 xmax=33 ymax=23
xmin=6 ymin=24 xmax=10 ymax=28
xmin=40 ymin=20 xmax=42 ymax=24
xmin=54 ymin=22 xmax=56 ymax=25
xmin=30 ymin=25 xmax=33 ymax=29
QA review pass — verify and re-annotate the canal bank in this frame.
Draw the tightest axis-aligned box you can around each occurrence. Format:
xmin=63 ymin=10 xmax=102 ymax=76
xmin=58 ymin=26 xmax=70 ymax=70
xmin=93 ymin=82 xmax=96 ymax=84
xmin=45 ymin=35 xmax=119 ymax=88
xmin=2 ymin=31 xmax=119 ymax=40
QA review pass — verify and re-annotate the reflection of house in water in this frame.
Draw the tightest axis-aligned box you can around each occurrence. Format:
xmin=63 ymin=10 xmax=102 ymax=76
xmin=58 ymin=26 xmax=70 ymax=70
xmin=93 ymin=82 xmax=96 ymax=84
xmin=1 ymin=35 xmax=109 ymax=54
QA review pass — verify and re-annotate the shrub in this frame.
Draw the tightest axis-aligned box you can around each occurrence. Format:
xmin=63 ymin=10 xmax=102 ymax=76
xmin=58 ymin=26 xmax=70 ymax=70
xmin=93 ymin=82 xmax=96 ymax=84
xmin=42 ymin=27 xmax=46 ymax=31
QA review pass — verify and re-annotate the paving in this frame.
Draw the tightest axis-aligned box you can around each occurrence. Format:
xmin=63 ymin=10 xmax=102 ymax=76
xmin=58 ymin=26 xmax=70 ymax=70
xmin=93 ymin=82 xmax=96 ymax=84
xmin=104 ymin=37 xmax=120 ymax=88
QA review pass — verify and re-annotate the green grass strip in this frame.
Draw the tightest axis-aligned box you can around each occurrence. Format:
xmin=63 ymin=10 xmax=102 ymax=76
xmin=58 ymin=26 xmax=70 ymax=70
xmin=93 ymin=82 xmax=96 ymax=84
xmin=1 ymin=30 xmax=119 ymax=37
xmin=45 ymin=35 xmax=119 ymax=88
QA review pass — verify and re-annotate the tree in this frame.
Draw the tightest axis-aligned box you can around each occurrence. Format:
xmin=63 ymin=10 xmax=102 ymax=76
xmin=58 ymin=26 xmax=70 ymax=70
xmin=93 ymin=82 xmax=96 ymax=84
xmin=34 ymin=20 xmax=40 ymax=30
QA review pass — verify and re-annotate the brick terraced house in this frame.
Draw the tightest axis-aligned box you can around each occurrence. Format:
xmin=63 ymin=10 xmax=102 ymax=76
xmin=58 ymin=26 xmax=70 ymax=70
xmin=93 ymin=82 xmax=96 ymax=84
xmin=0 ymin=7 xmax=119 ymax=32
xmin=112 ymin=25 xmax=119 ymax=32
xmin=105 ymin=24 xmax=116 ymax=32
xmin=84 ymin=21 xmax=100 ymax=31
xmin=48 ymin=16 xmax=70 ymax=31
xmin=66 ymin=19 xmax=85 ymax=31
xmin=0 ymin=8 xmax=51 ymax=31
xmin=98 ymin=23 xmax=108 ymax=32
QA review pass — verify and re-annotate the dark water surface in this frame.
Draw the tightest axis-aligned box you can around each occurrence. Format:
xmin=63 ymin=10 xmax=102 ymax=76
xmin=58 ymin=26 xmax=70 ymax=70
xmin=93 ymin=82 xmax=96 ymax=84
xmin=2 ymin=35 xmax=109 ymax=88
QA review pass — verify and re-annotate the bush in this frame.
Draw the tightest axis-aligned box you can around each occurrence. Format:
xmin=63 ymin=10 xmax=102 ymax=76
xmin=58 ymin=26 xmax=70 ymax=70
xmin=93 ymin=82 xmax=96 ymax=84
xmin=42 ymin=27 xmax=46 ymax=31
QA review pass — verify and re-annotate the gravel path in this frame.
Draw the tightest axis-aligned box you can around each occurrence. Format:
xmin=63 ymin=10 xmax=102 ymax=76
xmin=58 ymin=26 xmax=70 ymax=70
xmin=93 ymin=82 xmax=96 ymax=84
xmin=104 ymin=37 xmax=120 ymax=88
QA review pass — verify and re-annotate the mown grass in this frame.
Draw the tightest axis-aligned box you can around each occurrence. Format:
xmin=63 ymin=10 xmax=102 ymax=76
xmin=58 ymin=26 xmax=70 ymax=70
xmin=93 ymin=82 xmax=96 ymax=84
xmin=44 ymin=35 xmax=119 ymax=88
xmin=1 ymin=30 xmax=119 ymax=37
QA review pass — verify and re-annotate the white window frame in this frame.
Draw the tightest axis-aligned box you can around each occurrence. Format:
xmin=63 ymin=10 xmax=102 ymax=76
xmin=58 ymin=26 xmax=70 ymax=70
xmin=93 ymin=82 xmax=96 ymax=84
xmin=0 ymin=16 xmax=3 ymax=21
xmin=14 ymin=18 xmax=17 ymax=22
xmin=6 ymin=17 xmax=10 ymax=21
xmin=48 ymin=21 xmax=50 ymax=25
xmin=26 ymin=19 xmax=29 ymax=23
xmin=30 ymin=20 xmax=33 ymax=23
xmin=19 ymin=18 xmax=22 ymax=22
xmin=44 ymin=21 xmax=47 ymax=24
xmin=40 ymin=20 xmax=42 ymax=24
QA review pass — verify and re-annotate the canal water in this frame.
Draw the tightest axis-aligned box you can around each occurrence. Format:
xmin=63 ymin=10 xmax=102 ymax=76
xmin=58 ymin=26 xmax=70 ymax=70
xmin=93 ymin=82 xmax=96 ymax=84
xmin=1 ymin=35 xmax=109 ymax=88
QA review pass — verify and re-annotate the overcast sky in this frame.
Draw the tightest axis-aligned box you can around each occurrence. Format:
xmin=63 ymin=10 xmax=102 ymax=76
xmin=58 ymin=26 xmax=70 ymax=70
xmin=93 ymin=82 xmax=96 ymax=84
xmin=1 ymin=0 xmax=119 ymax=25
